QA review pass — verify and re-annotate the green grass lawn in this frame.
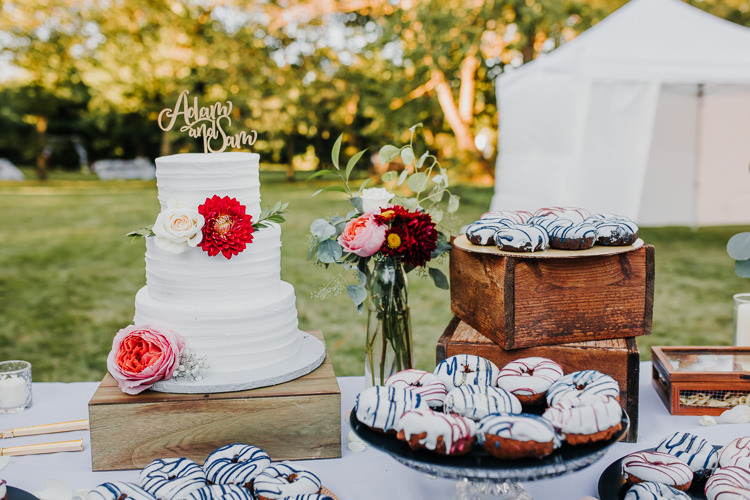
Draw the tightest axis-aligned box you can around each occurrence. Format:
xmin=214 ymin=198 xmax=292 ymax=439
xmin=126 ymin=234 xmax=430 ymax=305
xmin=0 ymin=169 xmax=747 ymax=382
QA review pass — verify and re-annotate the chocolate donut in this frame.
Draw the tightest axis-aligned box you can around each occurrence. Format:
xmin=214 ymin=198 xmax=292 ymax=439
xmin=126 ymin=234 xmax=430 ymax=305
xmin=493 ymin=224 xmax=549 ymax=252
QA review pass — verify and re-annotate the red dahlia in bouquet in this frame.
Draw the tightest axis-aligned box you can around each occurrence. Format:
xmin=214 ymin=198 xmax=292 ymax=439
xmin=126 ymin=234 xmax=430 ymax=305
xmin=308 ymin=124 xmax=459 ymax=385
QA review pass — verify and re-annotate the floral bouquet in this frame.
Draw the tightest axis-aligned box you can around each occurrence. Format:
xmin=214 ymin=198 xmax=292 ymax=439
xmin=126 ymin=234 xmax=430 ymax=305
xmin=308 ymin=124 xmax=459 ymax=385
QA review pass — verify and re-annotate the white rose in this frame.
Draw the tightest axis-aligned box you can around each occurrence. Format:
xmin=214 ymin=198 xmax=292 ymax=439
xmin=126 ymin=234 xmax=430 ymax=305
xmin=360 ymin=187 xmax=394 ymax=213
xmin=152 ymin=207 xmax=205 ymax=253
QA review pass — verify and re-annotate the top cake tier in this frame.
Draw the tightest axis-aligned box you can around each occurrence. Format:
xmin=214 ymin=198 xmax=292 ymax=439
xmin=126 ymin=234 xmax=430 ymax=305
xmin=155 ymin=152 xmax=261 ymax=219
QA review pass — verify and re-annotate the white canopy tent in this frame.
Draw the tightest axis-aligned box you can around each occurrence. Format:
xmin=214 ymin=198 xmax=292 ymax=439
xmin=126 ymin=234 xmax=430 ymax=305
xmin=490 ymin=0 xmax=750 ymax=226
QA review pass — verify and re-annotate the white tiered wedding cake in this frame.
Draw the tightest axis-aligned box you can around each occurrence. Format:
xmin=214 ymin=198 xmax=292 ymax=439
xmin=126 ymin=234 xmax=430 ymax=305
xmin=113 ymin=152 xmax=325 ymax=394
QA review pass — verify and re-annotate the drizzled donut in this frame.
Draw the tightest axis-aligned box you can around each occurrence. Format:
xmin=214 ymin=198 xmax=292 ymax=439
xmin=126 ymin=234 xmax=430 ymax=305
xmin=87 ymin=482 xmax=155 ymax=500
xmin=433 ymin=354 xmax=501 ymax=392
xmin=585 ymin=214 xmax=639 ymax=246
xmin=705 ymin=466 xmax=750 ymax=500
xmin=395 ymin=408 xmax=477 ymax=455
xmin=480 ymin=210 xmax=533 ymax=225
xmin=202 ymin=444 xmax=270 ymax=488
xmin=655 ymin=432 xmax=718 ymax=479
xmin=546 ymin=220 xmax=597 ymax=250
xmin=622 ymin=451 xmax=693 ymax=491
xmin=253 ymin=463 xmax=322 ymax=500
xmin=623 ymin=482 xmax=690 ymax=500
xmin=493 ymin=224 xmax=549 ymax=252
xmin=385 ymin=369 xmax=448 ymax=408
xmin=355 ymin=385 xmax=424 ymax=433
xmin=533 ymin=207 xmax=591 ymax=223
xmin=719 ymin=436 xmax=750 ymax=468
xmin=184 ymin=485 xmax=253 ymax=500
xmin=138 ymin=457 xmax=207 ymax=499
xmin=443 ymin=384 xmax=522 ymax=421
xmin=542 ymin=395 xmax=622 ymax=445
xmin=496 ymin=357 xmax=563 ymax=406
xmin=477 ymin=413 xmax=561 ymax=460
xmin=546 ymin=370 xmax=620 ymax=406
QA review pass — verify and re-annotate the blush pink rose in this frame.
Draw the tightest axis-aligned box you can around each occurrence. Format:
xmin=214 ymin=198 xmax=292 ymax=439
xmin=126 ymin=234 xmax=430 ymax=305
xmin=106 ymin=325 xmax=185 ymax=395
xmin=338 ymin=213 xmax=387 ymax=257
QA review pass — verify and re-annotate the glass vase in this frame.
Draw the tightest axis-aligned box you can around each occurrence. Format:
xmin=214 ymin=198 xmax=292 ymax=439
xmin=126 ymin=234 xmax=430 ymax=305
xmin=364 ymin=256 xmax=414 ymax=386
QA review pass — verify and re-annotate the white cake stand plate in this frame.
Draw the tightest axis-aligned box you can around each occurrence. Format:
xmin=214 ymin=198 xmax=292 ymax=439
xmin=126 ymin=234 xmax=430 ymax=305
xmin=150 ymin=331 xmax=327 ymax=394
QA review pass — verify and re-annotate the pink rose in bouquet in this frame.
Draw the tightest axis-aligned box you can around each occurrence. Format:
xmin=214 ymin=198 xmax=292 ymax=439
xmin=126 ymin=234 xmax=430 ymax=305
xmin=338 ymin=212 xmax=387 ymax=257
xmin=107 ymin=325 xmax=185 ymax=395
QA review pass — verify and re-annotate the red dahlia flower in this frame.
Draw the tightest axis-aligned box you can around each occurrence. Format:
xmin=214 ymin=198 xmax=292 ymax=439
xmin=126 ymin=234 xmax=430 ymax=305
xmin=378 ymin=206 xmax=438 ymax=267
xmin=198 ymin=195 xmax=254 ymax=259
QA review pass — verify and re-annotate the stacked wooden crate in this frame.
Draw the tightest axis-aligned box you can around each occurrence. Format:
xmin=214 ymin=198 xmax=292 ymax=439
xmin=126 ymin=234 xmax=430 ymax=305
xmin=436 ymin=235 xmax=655 ymax=442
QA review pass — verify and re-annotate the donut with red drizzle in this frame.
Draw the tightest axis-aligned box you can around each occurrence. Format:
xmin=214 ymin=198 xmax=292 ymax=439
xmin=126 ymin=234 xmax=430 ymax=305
xmin=705 ymin=466 xmax=750 ymax=500
xmin=622 ymin=451 xmax=693 ymax=491
xmin=719 ymin=436 xmax=750 ymax=469
xmin=496 ymin=357 xmax=563 ymax=407
xmin=385 ymin=369 xmax=448 ymax=409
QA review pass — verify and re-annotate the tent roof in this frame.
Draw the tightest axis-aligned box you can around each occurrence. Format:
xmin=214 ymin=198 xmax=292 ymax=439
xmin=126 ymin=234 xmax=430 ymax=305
xmin=501 ymin=0 xmax=750 ymax=86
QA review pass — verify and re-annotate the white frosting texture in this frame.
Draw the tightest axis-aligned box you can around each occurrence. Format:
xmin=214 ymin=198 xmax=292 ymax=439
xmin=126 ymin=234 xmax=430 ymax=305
xmin=385 ymin=369 xmax=448 ymax=408
xmin=621 ymin=451 xmax=693 ymax=488
xmin=395 ymin=408 xmax=476 ymax=454
xmin=720 ymin=436 xmax=750 ymax=469
xmin=705 ymin=466 xmax=750 ymax=500
xmin=654 ymin=431 xmax=718 ymax=474
xmin=542 ymin=395 xmax=622 ymax=436
xmin=444 ymin=385 xmax=522 ymax=421
xmin=623 ymin=482 xmax=690 ymax=500
xmin=496 ymin=357 xmax=563 ymax=397
xmin=477 ymin=413 xmax=560 ymax=448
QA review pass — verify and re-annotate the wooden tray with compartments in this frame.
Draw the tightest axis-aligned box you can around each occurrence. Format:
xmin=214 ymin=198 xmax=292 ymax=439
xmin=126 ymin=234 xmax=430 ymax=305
xmin=89 ymin=331 xmax=341 ymax=471
xmin=450 ymin=234 xmax=654 ymax=349
xmin=436 ymin=317 xmax=639 ymax=442
xmin=652 ymin=345 xmax=750 ymax=416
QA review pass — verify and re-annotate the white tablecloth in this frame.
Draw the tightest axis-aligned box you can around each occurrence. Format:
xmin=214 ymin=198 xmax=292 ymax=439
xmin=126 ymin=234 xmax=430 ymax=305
xmin=1 ymin=363 xmax=749 ymax=499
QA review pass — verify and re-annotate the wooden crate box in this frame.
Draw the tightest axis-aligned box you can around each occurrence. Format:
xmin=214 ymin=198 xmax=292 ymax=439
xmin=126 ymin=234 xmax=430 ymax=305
xmin=89 ymin=332 xmax=341 ymax=471
xmin=450 ymin=234 xmax=654 ymax=349
xmin=436 ymin=317 xmax=639 ymax=442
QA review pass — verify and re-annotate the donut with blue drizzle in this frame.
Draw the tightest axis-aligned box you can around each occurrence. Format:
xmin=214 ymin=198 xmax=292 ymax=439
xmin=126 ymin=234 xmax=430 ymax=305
xmin=137 ymin=457 xmax=207 ymax=499
xmin=546 ymin=220 xmax=597 ymax=250
xmin=184 ymin=484 xmax=253 ymax=500
xmin=546 ymin=370 xmax=620 ymax=406
xmin=355 ymin=385 xmax=424 ymax=433
xmin=444 ymin=385 xmax=522 ymax=421
xmin=585 ymin=214 xmax=639 ymax=246
xmin=253 ymin=462 xmax=322 ymax=500
xmin=87 ymin=482 xmax=156 ymax=500
xmin=493 ymin=224 xmax=549 ymax=252
xmin=477 ymin=413 xmax=561 ymax=459
xmin=433 ymin=354 xmax=501 ymax=392
xmin=655 ymin=431 xmax=718 ymax=479
xmin=202 ymin=444 xmax=270 ymax=488
xmin=623 ymin=481 xmax=690 ymax=500
xmin=464 ymin=219 xmax=514 ymax=246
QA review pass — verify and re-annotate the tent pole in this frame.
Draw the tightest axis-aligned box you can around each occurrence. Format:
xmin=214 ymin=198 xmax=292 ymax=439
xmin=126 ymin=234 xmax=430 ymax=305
xmin=692 ymin=83 xmax=704 ymax=230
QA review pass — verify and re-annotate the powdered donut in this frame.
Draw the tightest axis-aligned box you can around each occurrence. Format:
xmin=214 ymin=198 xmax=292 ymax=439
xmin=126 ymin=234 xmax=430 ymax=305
xmin=546 ymin=221 xmax=597 ymax=250
xmin=546 ymin=370 xmax=620 ymax=406
xmin=496 ymin=357 xmax=564 ymax=406
xmin=493 ymin=224 xmax=549 ymax=252
xmin=623 ymin=482 xmax=690 ymax=500
xmin=138 ymin=457 xmax=207 ymax=499
xmin=542 ymin=395 xmax=622 ymax=445
xmin=464 ymin=220 xmax=512 ymax=245
xmin=355 ymin=385 xmax=424 ymax=433
xmin=253 ymin=462 xmax=322 ymax=500
xmin=443 ymin=384 xmax=522 ymax=421
xmin=533 ymin=207 xmax=591 ymax=223
xmin=705 ymin=466 xmax=750 ymax=500
xmin=184 ymin=485 xmax=253 ymax=500
xmin=477 ymin=413 xmax=561 ymax=460
xmin=585 ymin=214 xmax=639 ymax=246
xmin=87 ymin=482 xmax=156 ymax=500
xmin=202 ymin=443 xmax=270 ymax=487
xmin=480 ymin=210 xmax=533 ymax=224
xmin=655 ymin=431 xmax=718 ymax=479
xmin=385 ymin=369 xmax=448 ymax=408
xmin=395 ymin=408 xmax=477 ymax=455
xmin=433 ymin=354 xmax=500 ymax=392
xmin=719 ymin=436 xmax=750 ymax=468
xmin=622 ymin=451 xmax=693 ymax=491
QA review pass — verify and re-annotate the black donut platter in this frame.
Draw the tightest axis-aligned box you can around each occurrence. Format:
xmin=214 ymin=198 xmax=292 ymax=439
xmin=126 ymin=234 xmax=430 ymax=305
xmin=350 ymin=409 xmax=630 ymax=482
xmin=6 ymin=487 xmax=39 ymax=500
xmin=597 ymin=445 xmax=721 ymax=500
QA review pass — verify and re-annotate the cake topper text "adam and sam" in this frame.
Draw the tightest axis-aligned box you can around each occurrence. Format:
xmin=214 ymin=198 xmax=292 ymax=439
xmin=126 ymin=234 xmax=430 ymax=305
xmin=158 ymin=90 xmax=257 ymax=154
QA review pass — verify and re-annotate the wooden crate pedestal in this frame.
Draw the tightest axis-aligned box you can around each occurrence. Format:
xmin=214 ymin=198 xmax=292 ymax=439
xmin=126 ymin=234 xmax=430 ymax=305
xmin=89 ymin=333 xmax=341 ymax=471
xmin=437 ymin=317 xmax=639 ymax=442
xmin=450 ymin=235 xmax=654 ymax=349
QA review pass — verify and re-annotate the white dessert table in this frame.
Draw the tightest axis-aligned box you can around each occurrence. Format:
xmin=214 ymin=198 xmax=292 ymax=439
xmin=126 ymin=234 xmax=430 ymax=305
xmin=1 ymin=362 xmax=748 ymax=500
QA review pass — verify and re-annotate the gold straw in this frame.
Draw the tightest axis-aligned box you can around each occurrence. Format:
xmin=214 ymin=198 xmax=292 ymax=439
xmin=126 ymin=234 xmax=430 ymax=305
xmin=1 ymin=419 xmax=89 ymax=439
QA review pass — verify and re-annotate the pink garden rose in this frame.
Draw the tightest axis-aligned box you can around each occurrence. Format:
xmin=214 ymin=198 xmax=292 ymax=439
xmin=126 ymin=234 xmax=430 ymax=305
xmin=338 ymin=213 xmax=387 ymax=257
xmin=107 ymin=325 xmax=185 ymax=395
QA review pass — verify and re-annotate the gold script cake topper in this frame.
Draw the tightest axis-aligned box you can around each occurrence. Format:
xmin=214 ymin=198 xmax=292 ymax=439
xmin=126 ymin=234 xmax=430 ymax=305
xmin=158 ymin=90 xmax=258 ymax=153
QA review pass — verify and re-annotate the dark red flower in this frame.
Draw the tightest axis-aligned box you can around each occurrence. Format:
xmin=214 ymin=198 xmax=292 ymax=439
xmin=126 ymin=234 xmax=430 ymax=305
xmin=377 ymin=206 xmax=438 ymax=267
xmin=197 ymin=195 xmax=254 ymax=259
